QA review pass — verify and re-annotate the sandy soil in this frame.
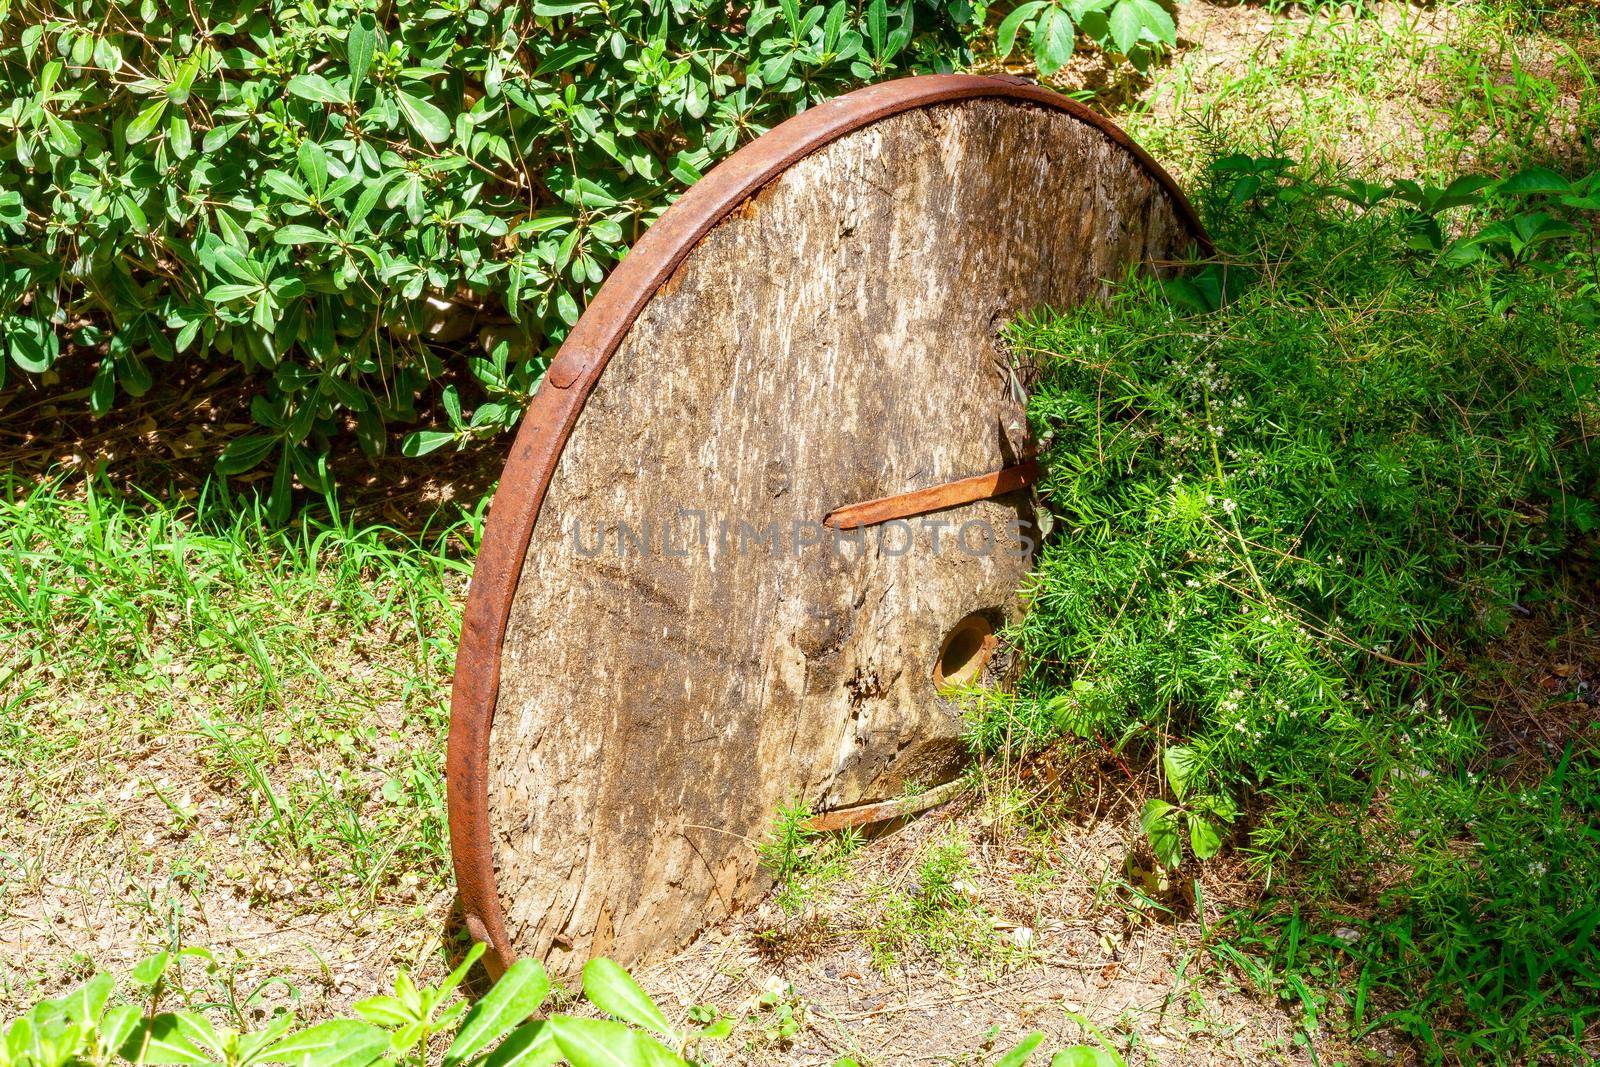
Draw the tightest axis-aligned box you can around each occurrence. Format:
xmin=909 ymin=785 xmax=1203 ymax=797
xmin=635 ymin=790 xmax=1336 ymax=1065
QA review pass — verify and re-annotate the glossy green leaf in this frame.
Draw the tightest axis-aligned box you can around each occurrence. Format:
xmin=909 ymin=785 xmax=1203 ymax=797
xmin=400 ymin=430 xmax=455 ymax=457
xmin=202 ymin=120 xmax=245 ymax=152
xmin=298 ymin=140 xmax=329 ymax=197
xmin=1116 ymin=0 xmax=1174 ymax=47
xmin=263 ymin=1020 xmax=389 ymax=1067
xmin=1140 ymin=798 xmax=1183 ymax=869
xmin=996 ymin=0 xmax=1047 ymax=58
xmin=347 ymin=14 xmax=378 ymax=87
xmin=396 ymin=90 xmax=450 ymax=143
xmin=7 ymin=318 xmax=56 ymax=373
xmin=996 ymin=1032 xmax=1045 ymax=1066
xmin=217 ymin=434 xmax=280 ymax=475
xmin=99 ymin=1004 xmax=143 ymax=1059
xmin=167 ymin=50 xmax=203 ymax=103
xmin=207 ymin=283 xmax=261 ymax=302
xmin=121 ymin=1014 xmax=210 ymax=1065
xmin=1162 ymin=745 xmax=1197 ymax=801
xmin=444 ymin=959 xmax=550 ymax=1066
xmin=1031 ymin=6 xmax=1074 ymax=75
xmin=483 ymin=1021 xmax=561 ymax=1067
xmin=60 ymin=975 xmax=113 ymax=1030
xmin=549 ymin=1017 xmax=688 ymax=1067
xmin=44 ymin=112 xmax=82 ymax=156
xmin=582 ymin=959 xmax=674 ymax=1039
xmin=86 ymin=358 xmax=114 ymax=412
xmin=129 ymin=950 xmax=170 ymax=988
xmin=1107 ymin=0 xmax=1141 ymax=52
xmin=1499 ymin=166 xmax=1573 ymax=197
xmin=287 ymin=73 xmax=344 ymax=103
xmin=1189 ymin=815 xmax=1223 ymax=860
xmin=276 ymin=225 xmax=336 ymax=245
xmin=126 ymin=98 xmax=168 ymax=143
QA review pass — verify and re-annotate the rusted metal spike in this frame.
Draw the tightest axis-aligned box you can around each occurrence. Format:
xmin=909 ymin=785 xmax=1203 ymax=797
xmin=823 ymin=459 xmax=1041 ymax=530
xmin=802 ymin=778 xmax=967 ymax=831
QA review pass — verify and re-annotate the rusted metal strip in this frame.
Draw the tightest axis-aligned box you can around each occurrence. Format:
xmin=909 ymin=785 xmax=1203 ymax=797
xmin=802 ymin=779 xmax=968 ymax=832
xmin=824 ymin=460 xmax=1041 ymax=530
xmin=447 ymin=74 xmax=1211 ymax=979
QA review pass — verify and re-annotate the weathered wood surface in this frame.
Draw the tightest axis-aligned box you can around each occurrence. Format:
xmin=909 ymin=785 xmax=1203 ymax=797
xmin=488 ymin=98 xmax=1189 ymax=972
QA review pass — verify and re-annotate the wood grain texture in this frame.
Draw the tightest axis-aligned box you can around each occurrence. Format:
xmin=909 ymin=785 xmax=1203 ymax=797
xmin=488 ymin=98 xmax=1189 ymax=972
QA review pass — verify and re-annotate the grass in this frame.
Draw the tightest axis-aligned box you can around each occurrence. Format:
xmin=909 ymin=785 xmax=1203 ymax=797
xmin=1119 ymin=0 xmax=1600 ymax=184
xmin=860 ymin=833 xmax=1019 ymax=976
xmin=755 ymin=802 xmax=1020 ymax=978
xmin=0 ymin=477 xmax=472 ymax=1008
xmin=970 ymin=138 xmax=1600 ymax=1060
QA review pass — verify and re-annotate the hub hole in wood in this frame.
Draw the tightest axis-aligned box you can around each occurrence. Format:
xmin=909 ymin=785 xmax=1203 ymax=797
xmin=935 ymin=613 xmax=997 ymax=690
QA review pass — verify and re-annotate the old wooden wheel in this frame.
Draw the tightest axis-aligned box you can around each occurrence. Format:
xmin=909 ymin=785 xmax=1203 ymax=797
xmin=448 ymin=74 xmax=1208 ymax=977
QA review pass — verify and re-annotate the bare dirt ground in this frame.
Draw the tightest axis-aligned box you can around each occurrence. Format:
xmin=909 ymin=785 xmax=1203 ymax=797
xmin=0 ymin=606 xmax=462 ymax=1019
xmin=636 ymin=793 xmax=1331 ymax=1066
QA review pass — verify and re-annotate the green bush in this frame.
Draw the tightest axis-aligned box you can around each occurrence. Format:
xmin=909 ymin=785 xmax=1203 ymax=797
xmin=0 ymin=0 xmax=990 ymax=514
xmin=983 ymin=159 xmax=1600 ymax=1057
xmin=0 ymin=0 xmax=1188 ymax=515
xmin=0 ymin=944 xmax=723 ymax=1067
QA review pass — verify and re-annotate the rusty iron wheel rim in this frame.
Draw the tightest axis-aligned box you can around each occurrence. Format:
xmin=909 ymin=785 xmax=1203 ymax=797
xmin=446 ymin=73 xmax=1211 ymax=977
